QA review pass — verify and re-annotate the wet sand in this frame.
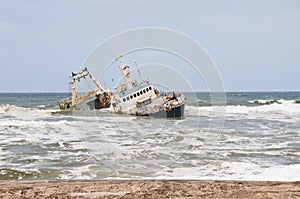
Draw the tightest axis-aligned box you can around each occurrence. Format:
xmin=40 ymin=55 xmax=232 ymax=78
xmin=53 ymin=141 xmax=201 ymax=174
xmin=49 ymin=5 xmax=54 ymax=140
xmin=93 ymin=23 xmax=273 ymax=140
xmin=0 ymin=180 xmax=299 ymax=198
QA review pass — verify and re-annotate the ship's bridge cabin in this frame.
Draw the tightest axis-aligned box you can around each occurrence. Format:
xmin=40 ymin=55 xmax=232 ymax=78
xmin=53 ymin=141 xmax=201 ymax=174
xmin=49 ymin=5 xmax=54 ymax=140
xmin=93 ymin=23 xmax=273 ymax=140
xmin=116 ymin=81 xmax=159 ymax=112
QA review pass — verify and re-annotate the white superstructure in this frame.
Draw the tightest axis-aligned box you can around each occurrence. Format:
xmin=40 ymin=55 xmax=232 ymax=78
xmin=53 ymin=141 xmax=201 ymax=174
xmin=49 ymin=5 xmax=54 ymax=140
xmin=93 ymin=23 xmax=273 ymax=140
xmin=110 ymin=62 xmax=160 ymax=114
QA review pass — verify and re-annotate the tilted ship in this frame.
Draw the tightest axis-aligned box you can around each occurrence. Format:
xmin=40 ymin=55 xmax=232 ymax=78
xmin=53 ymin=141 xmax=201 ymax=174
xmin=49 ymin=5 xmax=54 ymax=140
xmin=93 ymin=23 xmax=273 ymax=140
xmin=58 ymin=58 xmax=186 ymax=118
xmin=58 ymin=67 xmax=111 ymax=111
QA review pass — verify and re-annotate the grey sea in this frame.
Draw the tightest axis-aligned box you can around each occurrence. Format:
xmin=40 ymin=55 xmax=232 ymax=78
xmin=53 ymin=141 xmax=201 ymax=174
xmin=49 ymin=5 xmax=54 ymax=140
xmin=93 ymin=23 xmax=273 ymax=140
xmin=0 ymin=92 xmax=300 ymax=181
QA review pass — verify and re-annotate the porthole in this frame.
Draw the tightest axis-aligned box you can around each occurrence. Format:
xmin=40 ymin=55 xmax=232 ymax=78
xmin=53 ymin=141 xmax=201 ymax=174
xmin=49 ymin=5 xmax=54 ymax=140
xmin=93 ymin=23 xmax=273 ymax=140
xmin=146 ymin=88 xmax=149 ymax=92
xmin=143 ymin=89 xmax=146 ymax=93
xmin=137 ymin=92 xmax=140 ymax=96
xmin=130 ymin=95 xmax=133 ymax=99
xmin=149 ymin=86 xmax=152 ymax=90
xmin=123 ymin=98 xmax=126 ymax=102
xmin=127 ymin=96 xmax=129 ymax=100
xmin=140 ymin=91 xmax=143 ymax=95
xmin=134 ymin=93 xmax=136 ymax=97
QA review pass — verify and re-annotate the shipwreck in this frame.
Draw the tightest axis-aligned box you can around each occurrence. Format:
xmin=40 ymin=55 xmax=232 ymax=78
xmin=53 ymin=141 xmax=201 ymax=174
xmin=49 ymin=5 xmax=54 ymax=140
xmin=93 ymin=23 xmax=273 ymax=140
xmin=58 ymin=57 xmax=186 ymax=118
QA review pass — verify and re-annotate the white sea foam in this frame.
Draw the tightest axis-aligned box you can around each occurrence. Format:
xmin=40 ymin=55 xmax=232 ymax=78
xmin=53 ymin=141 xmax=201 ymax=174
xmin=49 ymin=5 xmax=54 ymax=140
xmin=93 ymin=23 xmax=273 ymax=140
xmin=231 ymin=101 xmax=299 ymax=114
xmin=186 ymin=100 xmax=300 ymax=122
xmin=0 ymin=104 xmax=11 ymax=114
xmin=251 ymin=164 xmax=300 ymax=181
xmin=1 ymin=98 xmax=299 ymax=181
xmin=154 ymin=162 xmax=300 ymax=181
xmin=154 ymin=161 xmax=260 ymax=180
xmin=248 ymin=99 xmax=278 ymax=104
xmin=0 ymin=105 xmax=59 ymax=121
xmin=0 ymin=119 xmax=73 ymax=127
xmin=248 ymin=99 xmax=297 ymax=105
xmin=58 ymin=164 xmax=97 ymax=180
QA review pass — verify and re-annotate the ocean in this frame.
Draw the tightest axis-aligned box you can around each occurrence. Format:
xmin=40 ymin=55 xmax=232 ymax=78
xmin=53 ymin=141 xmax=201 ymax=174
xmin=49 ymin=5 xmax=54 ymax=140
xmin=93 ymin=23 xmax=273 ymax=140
xmin=0 ymin=92 xmax=299 ymax=181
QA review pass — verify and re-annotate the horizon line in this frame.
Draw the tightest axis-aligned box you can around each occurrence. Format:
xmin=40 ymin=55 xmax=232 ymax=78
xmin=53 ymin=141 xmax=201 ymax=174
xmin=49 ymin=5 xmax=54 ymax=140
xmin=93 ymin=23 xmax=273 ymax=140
xmin=0 ymin=90 xmax=300 ymax=93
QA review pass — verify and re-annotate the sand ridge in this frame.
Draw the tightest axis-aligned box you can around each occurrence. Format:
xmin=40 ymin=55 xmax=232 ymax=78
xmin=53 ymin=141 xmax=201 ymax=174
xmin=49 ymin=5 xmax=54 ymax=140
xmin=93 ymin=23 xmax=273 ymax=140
xmin=0 ymin=180 xmax=300 ymax=198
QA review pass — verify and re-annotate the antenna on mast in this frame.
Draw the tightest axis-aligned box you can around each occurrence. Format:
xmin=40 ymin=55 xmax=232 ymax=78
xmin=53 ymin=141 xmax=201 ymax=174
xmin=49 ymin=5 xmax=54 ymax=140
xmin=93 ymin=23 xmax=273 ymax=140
xmin=134 ymin=60 xmax=142 ymax=79
xmin=114 ymin=54 xmax=123 ymax=64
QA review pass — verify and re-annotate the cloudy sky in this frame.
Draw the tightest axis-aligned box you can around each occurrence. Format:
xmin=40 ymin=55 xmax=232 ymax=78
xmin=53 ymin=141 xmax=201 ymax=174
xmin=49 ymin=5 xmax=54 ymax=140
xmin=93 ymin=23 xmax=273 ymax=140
xmin=0 ymin=0 xmax=299 ymax=92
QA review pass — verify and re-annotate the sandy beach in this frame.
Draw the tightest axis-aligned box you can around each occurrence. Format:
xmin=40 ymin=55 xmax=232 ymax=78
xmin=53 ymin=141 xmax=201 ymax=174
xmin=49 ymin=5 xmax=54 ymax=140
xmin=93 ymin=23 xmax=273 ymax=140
xmin=0 ymin=180 xmax=299 ymax=198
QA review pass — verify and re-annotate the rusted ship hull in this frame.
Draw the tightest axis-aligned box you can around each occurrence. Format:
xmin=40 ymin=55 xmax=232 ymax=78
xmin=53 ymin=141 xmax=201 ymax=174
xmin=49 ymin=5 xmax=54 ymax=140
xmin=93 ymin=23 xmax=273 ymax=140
xmin=135 ymin=103 xmax=185 ymax=118
xmin=151 ymin=103 xmax=185 ymax=118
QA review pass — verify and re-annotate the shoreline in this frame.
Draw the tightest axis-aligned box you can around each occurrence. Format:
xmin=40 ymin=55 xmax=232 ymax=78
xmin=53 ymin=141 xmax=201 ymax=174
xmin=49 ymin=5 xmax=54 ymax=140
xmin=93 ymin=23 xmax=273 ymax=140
xmin=0 ymin=180 xmax=299 ymax=198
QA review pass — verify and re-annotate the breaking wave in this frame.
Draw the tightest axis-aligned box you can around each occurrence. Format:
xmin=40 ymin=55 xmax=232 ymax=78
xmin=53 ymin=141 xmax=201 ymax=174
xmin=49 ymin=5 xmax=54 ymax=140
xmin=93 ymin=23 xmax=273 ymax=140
xmin=0 ymin=104 xmax=60 ymax=119
xmin=186 ymin=99 xmax=300 ymax=122
xmin=248 ymin=99 xmax=300 ymax=105
xmin=249 ymin=99 xmax=281 ymax=105
xmin=1 ymin=92 xmax=300 ymax=181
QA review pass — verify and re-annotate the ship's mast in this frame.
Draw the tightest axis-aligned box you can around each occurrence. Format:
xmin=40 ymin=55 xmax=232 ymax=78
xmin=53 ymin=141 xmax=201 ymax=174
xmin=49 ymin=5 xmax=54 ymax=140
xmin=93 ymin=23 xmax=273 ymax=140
xmin=116 ymin=54 xmax=134 ymax=90
xmin=59 ymin=67 xmax=108 ymax=110
xmin=120 ymin=64 xmax=133 ymax=89
xmin=71 ymin=78 xmax=76 ymax=107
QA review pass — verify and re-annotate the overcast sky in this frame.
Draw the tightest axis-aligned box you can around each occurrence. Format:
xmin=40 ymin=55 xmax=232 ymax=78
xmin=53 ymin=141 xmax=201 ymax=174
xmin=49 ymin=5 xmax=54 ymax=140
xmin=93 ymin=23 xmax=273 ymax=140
xmin=0 ymin=0 xmax=299 ymax=92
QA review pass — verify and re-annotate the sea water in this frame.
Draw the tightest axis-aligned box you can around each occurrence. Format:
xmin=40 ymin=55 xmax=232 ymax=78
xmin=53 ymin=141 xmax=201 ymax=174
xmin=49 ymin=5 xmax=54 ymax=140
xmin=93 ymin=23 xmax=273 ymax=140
xmin=0 ymin=92 xmax=299 ymax=181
